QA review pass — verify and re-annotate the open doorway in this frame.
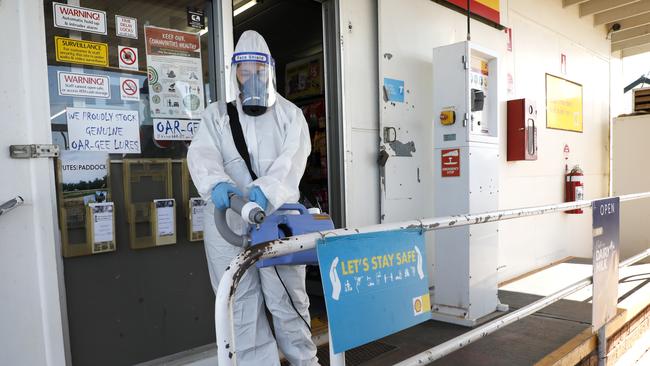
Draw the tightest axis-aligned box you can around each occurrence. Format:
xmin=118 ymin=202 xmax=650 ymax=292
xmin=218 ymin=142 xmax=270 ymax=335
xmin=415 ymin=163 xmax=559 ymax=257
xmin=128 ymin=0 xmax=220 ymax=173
xmin=232 ymin=0 xmax=338 ymax=325
xmin=233 ymin=0 xmax=331 ymax=218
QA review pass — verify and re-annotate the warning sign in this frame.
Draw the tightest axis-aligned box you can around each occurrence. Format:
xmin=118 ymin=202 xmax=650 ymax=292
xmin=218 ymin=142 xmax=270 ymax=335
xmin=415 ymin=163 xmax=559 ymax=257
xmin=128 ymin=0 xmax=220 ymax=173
xmin=120 ymin=77 xmax=140 ymax=101
xmin=53 ymin=3 xmax=107 ymax=35
xmin=115 ymin=15 xmax=138 ymax=39
xmin=58 ymin=71 xmax=110 ymax=99
xmin=55 ymin=36 xmax=108 ymax=67
xmin=441 ymin=149 xmax=460 ymax=177
xmin=118 ymin=46 xmax=138 ymax=71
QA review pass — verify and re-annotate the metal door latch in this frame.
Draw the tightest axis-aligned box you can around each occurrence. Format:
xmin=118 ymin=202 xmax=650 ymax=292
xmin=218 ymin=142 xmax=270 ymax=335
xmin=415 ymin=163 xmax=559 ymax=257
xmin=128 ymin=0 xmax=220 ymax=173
xmin=10 ymin=144 xmax=60 ymax=159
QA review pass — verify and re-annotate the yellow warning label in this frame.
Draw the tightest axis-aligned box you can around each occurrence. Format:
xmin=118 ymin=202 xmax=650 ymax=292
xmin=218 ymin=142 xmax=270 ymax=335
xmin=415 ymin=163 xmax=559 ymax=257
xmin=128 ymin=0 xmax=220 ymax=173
xmin=55 ymin=36 xmax=108 ymax=67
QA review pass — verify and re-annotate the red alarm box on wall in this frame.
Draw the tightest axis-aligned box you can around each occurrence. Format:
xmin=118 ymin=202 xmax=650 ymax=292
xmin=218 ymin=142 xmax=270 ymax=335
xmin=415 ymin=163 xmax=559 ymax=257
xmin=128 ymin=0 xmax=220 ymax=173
xmin=507 ymin=98 xmax=537 ymax=161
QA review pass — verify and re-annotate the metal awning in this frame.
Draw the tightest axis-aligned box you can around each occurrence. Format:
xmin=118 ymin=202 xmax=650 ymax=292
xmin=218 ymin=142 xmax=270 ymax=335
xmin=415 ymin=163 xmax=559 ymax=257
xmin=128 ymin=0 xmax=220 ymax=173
xmin=564 ymin=0 xmax=650 ymax=57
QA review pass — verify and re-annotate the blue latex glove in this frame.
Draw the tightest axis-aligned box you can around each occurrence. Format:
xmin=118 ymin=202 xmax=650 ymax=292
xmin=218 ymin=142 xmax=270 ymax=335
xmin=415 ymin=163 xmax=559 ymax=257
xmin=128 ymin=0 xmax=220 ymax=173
xmin=248 ymin=186 xmax=268 ymax=211
xmin=211 ymin=182 xmax=243 ymax=210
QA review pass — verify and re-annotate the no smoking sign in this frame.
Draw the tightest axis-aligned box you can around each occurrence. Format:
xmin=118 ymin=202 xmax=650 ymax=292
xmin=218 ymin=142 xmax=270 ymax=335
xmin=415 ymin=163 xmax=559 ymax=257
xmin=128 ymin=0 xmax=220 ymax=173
xmin=120 ymin=77 xmax=140 ymax=101
xmin=118 ymin=45 xmax=138 ymax=71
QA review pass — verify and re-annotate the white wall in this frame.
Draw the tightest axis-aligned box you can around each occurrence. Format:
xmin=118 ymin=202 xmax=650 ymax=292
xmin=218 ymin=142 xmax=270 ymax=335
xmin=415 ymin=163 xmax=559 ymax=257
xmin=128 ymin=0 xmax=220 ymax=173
xmin=0 ymin=1 xmax=67 ymax=365
xmin=340 ymin=0 xmax=612 ymax=281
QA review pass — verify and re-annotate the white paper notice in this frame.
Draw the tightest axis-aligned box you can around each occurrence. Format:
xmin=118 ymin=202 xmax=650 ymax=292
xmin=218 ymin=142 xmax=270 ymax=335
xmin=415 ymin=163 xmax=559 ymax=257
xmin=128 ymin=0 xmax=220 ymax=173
xmin=118 ymin=45 xmax=139 ymax=71
xmin=66 ymin=107 xmax=141 ymax=153
xmin=190 ymin=198 xmax=206 ymax=233
xmin=115 ymin=15 xmax=138 ymax=39
xmin=120 ymin=77 xmax=140 ymax=101
xmin=144 ymin=26 xmax=204 ymax=119
xmin=90 ymin=203 xmax=114 ymax=244
xmin=155 ymin=199 xmax=175 ymax=237
xmin=58 ymin=71 xmax=110 ymax=99
xmin=153 ymin=119 xmax=199 ymax=140
xmin=53 ymin=3 xmax=107 ymax=35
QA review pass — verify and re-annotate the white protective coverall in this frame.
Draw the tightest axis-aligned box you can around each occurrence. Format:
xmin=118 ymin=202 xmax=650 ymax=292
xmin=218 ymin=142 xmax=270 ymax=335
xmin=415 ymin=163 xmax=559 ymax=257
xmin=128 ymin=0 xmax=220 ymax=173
xmin=187 ymin=31 xmax=318 ymax=366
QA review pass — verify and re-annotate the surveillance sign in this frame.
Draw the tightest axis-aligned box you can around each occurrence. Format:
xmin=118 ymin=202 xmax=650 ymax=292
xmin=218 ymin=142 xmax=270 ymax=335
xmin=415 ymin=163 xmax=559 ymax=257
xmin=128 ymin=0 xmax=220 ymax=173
xmin=592 ymin=197 xmax=620 ymax=331
xmin=317 ymin=229 xmax=431 ymax=353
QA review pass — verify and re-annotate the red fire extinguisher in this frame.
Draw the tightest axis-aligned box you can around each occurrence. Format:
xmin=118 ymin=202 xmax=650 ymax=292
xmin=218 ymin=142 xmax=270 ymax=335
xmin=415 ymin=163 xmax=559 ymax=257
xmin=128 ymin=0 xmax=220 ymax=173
xmin=565 ymin=165 xmax=584 ymax=214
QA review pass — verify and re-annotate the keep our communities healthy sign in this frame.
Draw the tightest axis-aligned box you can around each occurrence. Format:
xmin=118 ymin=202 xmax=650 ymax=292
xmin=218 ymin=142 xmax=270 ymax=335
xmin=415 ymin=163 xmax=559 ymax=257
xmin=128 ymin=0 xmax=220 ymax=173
xmin=317 ymin=229 xmax=431 ymax=353
xmin=144 ymin=26 xmax=204 ymax=120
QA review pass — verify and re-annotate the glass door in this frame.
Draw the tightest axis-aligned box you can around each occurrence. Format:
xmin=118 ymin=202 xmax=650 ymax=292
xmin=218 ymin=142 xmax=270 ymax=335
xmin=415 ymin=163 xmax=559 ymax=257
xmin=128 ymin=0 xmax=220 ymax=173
xmin=44 ymin=1 xmax=218 ymax=364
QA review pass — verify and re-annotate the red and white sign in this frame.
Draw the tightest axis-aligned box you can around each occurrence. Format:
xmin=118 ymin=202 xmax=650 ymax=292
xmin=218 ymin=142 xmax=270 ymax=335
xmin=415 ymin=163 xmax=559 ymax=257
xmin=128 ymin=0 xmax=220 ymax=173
xmin=118 ymin=46 xmax=138 ymax=71
xmin=120 ymin=77 xmax=140 ymax=101
xmin=53 ymin=3 xmax=107 ymax=35
xmin=57 ymin=71 xmax=110 ymax=99
xmin=115 ymin=15 xmax=138 ymax=39
xmin=441 ymin=149 xmax=461 ymax=177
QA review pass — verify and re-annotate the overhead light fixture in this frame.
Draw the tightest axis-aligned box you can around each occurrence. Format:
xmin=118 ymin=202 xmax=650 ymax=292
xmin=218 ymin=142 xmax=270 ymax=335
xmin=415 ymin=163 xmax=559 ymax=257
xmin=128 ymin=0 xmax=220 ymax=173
xmin=234 ymin=0 xmax=258 ymax=17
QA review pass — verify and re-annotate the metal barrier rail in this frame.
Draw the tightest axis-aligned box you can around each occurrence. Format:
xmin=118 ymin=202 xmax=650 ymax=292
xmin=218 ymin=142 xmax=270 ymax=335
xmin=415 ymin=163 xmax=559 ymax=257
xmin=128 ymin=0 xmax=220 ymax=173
xmin=215 ymin=192 xmax=650 ymax=366
xmin=394 ymin=248 xmax=650 ymax=366
xmin=0 ymin=196 xmax=24 ymax=217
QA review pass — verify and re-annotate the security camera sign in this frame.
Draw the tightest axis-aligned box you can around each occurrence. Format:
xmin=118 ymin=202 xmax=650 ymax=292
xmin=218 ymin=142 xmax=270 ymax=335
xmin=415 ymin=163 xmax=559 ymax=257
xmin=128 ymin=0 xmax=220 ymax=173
xmin=317 ymin=229 xmax=430 ymax=353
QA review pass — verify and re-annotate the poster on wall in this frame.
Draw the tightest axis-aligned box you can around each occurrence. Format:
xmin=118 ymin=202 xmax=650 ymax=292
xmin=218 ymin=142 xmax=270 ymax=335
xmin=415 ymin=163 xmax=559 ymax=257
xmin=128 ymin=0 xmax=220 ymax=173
xmin=66 ymin=107 xmax=141 ymax=153
xmin=60 ymin=150 xmax=109 ymax=203
xmin=52 ymin=2 xmax=107 ymax=35
xmin=546 ymin=74 xmax=583 ymax=133
xmin=144 ymin=26 xmax=204 ymax=119
xmin=55 ymin=36 xmax=109 ymax=67
xmin=285 ymin=55 xmax=323 ymax=100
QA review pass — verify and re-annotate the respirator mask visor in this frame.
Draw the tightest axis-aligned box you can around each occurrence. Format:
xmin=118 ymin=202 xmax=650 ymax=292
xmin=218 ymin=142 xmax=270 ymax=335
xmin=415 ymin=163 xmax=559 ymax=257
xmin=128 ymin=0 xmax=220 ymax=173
xmin=231 ymin=52 xmax=276 ymax=116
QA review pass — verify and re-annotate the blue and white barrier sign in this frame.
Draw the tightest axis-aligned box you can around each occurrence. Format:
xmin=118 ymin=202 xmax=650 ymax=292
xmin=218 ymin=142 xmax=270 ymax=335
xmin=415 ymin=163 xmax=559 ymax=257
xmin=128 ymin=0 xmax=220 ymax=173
xmin=317 ymin=229 xmax=431 ymax=353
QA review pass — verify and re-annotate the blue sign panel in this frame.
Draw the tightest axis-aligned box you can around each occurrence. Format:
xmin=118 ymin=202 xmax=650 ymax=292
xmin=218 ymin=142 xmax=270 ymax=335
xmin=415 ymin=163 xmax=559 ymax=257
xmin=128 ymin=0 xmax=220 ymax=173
xmin=383 ymin=78 xmax=405 ymax=103
xmin=592 ymin=197 xmax=620 ymax=331
xmin=317 ymin=229 xmax=431 ymax=353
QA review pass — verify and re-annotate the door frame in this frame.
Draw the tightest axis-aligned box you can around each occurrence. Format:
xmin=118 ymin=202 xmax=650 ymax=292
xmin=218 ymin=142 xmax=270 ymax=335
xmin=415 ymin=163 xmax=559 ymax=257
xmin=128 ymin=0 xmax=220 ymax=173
xmin=321 ymin=0 xmax=347 ymax=228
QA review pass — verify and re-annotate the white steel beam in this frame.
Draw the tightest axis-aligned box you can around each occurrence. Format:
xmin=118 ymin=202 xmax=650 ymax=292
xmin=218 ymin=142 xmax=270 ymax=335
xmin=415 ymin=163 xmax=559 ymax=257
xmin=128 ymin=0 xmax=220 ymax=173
xmin=580 ymin=0 xmax=638 ymax=18
xmin=607 ymin=12 xmax=650 ymax=31
xmin=621 ymin=42 xmax=650 ymax=57
xmin=594 ymin=0 xmax=650 ymax=25
xmin=612 ymin=33 xmax=650 ymax=50
xmin=612 ymin=24 xmax=650 ymax=42
xmin=563 ymin=0 xmax=589 ymax=7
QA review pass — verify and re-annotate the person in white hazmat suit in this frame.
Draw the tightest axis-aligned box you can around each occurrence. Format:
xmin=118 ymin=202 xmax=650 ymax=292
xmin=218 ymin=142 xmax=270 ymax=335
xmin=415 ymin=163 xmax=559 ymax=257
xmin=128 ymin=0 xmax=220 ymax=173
xmin=187 ymin=31 xmax=318 ymax=366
